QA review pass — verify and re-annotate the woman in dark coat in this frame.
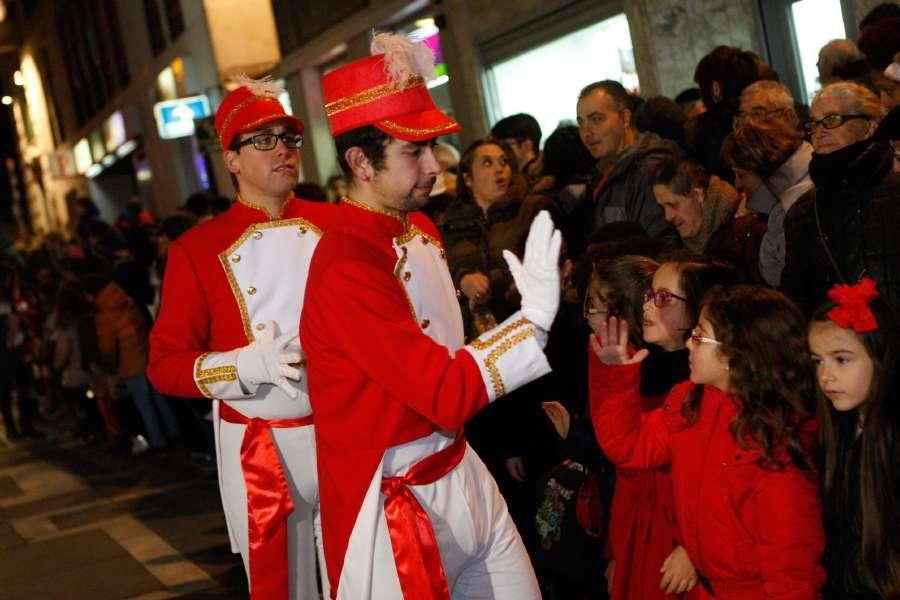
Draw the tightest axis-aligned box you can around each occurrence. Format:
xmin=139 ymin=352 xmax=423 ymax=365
xmin=782 ymin=82 xmax=899 ymax=315
xmin=439 ymin=137 xmax=552 ymax=339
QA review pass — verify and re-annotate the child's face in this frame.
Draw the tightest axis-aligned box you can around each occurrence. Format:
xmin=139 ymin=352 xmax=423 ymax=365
xmin=686 ymin=310 xmax=731 ymax=392
xmin=642 ymin=263 xmax=691 ymax=351
xmin=808 ymin=320 xmax=874 ymax=413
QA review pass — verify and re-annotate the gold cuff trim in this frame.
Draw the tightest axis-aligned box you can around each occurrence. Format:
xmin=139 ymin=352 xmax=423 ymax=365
xmin=325 ymin=76 xmax=425 ymax=117
xmin=469 ymin=318 xmax=530 ymax=350
xmin=483 ymin=329 xmax=535 ymax=397
xmin=194 ymin=353 xmax=237 ymax=399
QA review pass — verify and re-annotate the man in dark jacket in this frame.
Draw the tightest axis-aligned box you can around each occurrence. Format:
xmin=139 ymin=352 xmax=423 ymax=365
xmin=569 ymin=80 xmax=679 ymax=257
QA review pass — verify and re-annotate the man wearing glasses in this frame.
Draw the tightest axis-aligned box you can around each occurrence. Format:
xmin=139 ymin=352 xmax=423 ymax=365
xmin=148 ymin=77 xmax=334 ymax=599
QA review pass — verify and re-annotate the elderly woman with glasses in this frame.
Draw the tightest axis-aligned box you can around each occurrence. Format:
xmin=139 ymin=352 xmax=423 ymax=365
xmin=585 ymin=257 xmax=736 ymax=599
xmin=783 ymin=82 xmax=900 ymax=315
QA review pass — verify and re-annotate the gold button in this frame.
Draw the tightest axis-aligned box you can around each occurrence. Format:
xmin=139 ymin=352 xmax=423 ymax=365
xmin=422 ymin=237 xmax=429 ymax=245
xmin=230 ymin=254 xmax=241 ymax=263
xmin=247 ymin=286 xmax=257 ymax=295
xmin=255 ymin=323 xmax=266 ymax=331
xmin=401 ymin=246 xmax=408 ymax=256
xmin=420 ymin=319 xmax=430 ymax=329
xmin=440 ymin=250 xmax=446 ymax=259
xmin=298 ymin=227 xmax=307 ymax=234
xmin=403 ymin=272 xmax=411 ymax=282
xmin=252 ymin=231 xmax=263 ymax=240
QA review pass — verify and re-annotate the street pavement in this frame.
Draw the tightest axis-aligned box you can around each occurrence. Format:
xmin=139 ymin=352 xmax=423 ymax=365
xmin=0 ymin=414 xmax=249 ymax=599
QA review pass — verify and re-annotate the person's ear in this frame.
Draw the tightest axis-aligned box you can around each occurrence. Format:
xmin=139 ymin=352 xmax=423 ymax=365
xmin=344 ymin=147 xmax=373 ymax=182
xmin=712 ymin=81 xmax=723 ymax=103
xmin=690 ymin=186 xmax=706 ymax=207
xmin=621 ymin=107 xmax=632 ymax=130
xmin=224 ymin=150 xmax=241 ymax=175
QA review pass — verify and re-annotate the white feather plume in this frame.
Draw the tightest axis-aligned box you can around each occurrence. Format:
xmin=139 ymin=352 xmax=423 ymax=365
xmin=370 ymin=32 xmax=436 ymax=88
xmin=231 ymin=74 xmax=283 ymax=98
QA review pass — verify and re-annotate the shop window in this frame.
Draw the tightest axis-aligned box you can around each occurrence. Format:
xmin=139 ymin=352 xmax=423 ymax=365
xmin=790 ymin=0 xmax=846 ymax=103
xmin=484 ymin=13 xmax=636 ymax=145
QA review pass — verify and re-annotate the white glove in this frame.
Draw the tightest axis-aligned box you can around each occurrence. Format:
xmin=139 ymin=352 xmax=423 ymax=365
xmin=502 ymin=210 xmax=562 ymax=332
xmin=236 ymin=323 xmax=302 ymax=399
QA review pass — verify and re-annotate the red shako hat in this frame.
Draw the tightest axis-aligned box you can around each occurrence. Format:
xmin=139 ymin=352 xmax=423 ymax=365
xmin=214 ymin=76 xmax=304 ymax=150
xmin=322 ymin=33 xmax=460 ymax=141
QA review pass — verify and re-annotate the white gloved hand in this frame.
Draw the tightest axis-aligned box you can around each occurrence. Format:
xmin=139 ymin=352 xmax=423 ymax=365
xmin=502 ymin=210 xmax=562 ymax=332
xmin=235 ymin=323 xmax=302 ymax=399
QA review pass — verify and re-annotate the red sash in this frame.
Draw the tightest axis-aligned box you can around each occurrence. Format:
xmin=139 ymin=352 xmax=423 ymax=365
xmin=380 ymin=434 xmax=467 ymax=600
xmin=219 ymin=402 xmax=314 ymax=600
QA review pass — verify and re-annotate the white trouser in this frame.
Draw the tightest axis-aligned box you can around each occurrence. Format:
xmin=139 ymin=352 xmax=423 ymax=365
xmin=218 ymin=419 xmax=328 ymax=599
xmin=338 ymin=431 xmax=540 ymax=599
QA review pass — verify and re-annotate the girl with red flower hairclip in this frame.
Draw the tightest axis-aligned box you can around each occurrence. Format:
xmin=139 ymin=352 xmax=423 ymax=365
xmin=808 ymin=277 xmax=900 ymax=598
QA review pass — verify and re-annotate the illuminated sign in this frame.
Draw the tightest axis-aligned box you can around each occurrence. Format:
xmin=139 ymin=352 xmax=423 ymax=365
xmin=153 ymin=95 xmax=212 ymax=139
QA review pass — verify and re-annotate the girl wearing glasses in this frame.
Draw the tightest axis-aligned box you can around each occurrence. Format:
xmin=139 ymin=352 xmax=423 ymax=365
xmin=590 ymin=258 xmax=734 ymax=599
xmin=782 ymin=82 xmax=900 ymax=316
xmin=591 ymin=285 xmax=825 ymax=598
xmin=807 ymin=279 xmax=900 ymax=599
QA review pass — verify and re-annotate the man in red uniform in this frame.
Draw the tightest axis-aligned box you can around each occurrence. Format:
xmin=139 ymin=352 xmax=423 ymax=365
xmin=301 ymin=34 xmax=561 ymax=599
xmin=148 ymin=76 xmax=333 ymax=599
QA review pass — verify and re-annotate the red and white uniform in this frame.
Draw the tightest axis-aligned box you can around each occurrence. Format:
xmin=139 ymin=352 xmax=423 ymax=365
xmin=301 ymin=200 xmax=549 ymax=599
xmin=149 ymin=198 xmax=335 ymax=599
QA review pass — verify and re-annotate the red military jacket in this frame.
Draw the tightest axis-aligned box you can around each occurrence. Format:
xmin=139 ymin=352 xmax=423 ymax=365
xmin=589 ymin=355 xmax=825 ymax=599
xmin=148 ymin=198 xmax=335 ymax=403
xmin=301 ymin=199 xmax=550 ymax=596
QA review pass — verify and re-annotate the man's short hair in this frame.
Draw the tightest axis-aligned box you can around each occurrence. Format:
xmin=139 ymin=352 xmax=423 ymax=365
xmin=578 ymin=80 xmax=631 ymax=112
xmin=334 ymin=125 xmax=390 ymax=180
xmin=490 ymin=113 xmax=542 ymax=150
xmin=651 ymin=156 xmax=710 ymax=196
xmin=819 ymin=39 xmax=867 ymax=82
xmin=740 ymin=80 xmax=795 ymax=110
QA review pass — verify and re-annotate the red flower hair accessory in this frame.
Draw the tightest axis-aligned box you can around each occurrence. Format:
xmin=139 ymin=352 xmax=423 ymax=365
xmin=826 ymin=277 xmax=880 ymax=333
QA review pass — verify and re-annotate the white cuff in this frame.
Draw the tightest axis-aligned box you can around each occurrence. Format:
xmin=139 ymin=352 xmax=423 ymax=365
xmin=194 ymin=351 xmax=256 ymax=400
xmin=461 ymin=311 xmax=551 ymax=402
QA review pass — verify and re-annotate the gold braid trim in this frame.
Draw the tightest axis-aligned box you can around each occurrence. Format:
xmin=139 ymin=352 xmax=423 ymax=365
xmin=218 ymin=217 xmax=323 ymax=342
xmin=218 ymin=96 xmax=284 ymax=146
xmin=469 ymin=318 xmax=530 ymax=350
xmin=379 ymin=119 xmax=459 ymax=137
xmin=342 ymin=196 xmax=406 ymax=223
xmin=325 ymin=76 xmax=425 ymax=117
xmin=482 ymin=329 xmax=535 ymax=397
xmin=194 ymin=353 xmax=237 ymax=399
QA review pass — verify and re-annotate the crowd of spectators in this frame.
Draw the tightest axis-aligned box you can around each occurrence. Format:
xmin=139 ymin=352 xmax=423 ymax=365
xmin=1 ymin=4 xmax=899 ymax=598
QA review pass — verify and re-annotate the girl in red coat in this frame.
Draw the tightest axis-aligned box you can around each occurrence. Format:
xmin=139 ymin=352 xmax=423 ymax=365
xmin=808 ymin=278 xmax=900 ymax=599
xmin=590 ymin=257 xmax=734 ymax=599
xmin=592 ymin=285 xmax=825 ymax=599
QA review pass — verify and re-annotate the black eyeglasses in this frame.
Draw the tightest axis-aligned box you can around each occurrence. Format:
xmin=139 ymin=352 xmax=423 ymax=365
xmin=234 ymin=132 xmax=304 ymax=151
xmin=801 ymin=114 xmax=868 ymax=134
xmin=643 ymin=288 xmax=687 ymax=308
